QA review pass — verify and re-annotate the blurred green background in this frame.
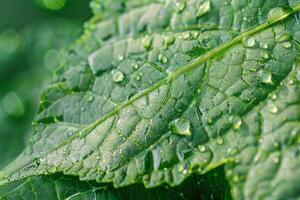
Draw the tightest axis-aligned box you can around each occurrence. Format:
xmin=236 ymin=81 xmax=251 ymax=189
xmin=0 ymin=0 xmax=92 ymax=168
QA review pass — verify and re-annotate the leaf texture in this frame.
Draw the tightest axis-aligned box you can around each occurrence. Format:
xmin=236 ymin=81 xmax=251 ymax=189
xmin=2 ymin=0 xmax=300 ymax=199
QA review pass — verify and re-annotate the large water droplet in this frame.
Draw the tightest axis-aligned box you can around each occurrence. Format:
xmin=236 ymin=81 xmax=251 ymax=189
xmin=132 ymin=63 xmax=139 ymax=70
xmin=87 ymin=95 xmax=94 ymax=102
xmin=112 ymin=69 xmax=124 ymax=83
xmin=267 ymin=7 xmax=288 ymax=23
xmin=196 ymin=0 xmax=211 ymax=17
xmin=198 ymin=145 xmax=206 ymax=152
xmin=269 ymin=93 xmax=277 ymax=100
xmin=269 ymin=104 xmax=278 ymax=114
xmin=170 ymin=117 xmax=192 ymax=136
xmin=261 ymin=51 xmax=270 ymax=60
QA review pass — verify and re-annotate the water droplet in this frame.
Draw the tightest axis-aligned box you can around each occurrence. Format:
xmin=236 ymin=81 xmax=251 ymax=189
xmin=262 ymin=51 xmax=270 ymax=59
xmin=68 ymin=132 xmax=73 ymax=136
xmin=269 ymin=104 xmax=278 ymax=114
xmin=136 ymin=75 xmax=141 ymax=81
xmin=269 ymin=93 xmax=277 ymax=100
xmin=196 ymin=0 xmax=211 ymax=17
xmin=170 ymin=117 xmax=192 ymax=136
xmin=182 ymin=169 xmax=188 ymax=174
xmin=87 ymin=95 xmax=94 ymax=102
xmin=158 ymin=54 xmax=168 ymax=63
xmin=142 ymin=36 xmax=152 ymax=50
xmin=97 ymin=156 xmax=100 ymax=160
xmin=132 ymin=63 xmax=139 ymax=70
xmin=245 ymin=37 xmax=256 ymax=47
xmin=260 ymin=42 xmax=269 ymax=49
xmin=207 ymin=118 xmax=213 ymax=124
xmin=198 ymin=145 xmax=206 ymax=152
xmin=178 ymin=165 xmax=185 ymax=172
xmin=175 ymin=1 xmax=186 ymax=13
xmin=164 ymin=35 xmax=175 ymax=46
xmin=216 ymin=136 xmax=224 ymax=145
xmin=233 ymin=175 xmax=240 ymax=182
xmin=282 ymin=41 xmax=292 ymax=48
xmin=112 ymin=69 xmax=124 ymax=83
xmin=277 ymin=33 xmax=292 ymax=43
xmin=117 ymin=54 xmax=124 ymax=61
xmin=230 ymin=116 xmax=242 ymax=130
xmin=267 ymin=7 xmax=288 ymax=23
xmin=288 ymin=79 xmax=294 ymax=85
xmin=192 ymin=32 xmax=199 ymax=38
xmin=182 ymin=32 xmax=191 ymax=40
xmin=259 ymin=70 xmax=273 ymax=85
xmin=228 ymin=147 xmax=238 ymax=156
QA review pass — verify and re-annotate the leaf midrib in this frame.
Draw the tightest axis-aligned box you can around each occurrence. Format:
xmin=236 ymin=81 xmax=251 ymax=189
xmin=1 ymin=3 xmax=300 ymax=186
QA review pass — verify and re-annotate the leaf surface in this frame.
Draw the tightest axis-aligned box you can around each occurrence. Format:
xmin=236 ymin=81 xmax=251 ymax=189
xmin=2 ymin=1 xmax=300 ymax=199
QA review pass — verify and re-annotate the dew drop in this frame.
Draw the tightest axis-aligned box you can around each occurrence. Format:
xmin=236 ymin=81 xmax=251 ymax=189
xmin=68 ymin=131 xmax=73 ymax=136
xmin=262 ymin=51 xmax=270 ymax=60
xmin=175 ymin=1 xmax=186 ymax=13
xmin=132 ymin=63 xmax=139 ymax=70
xmin=196 ymin=0 xmax=211 ymax=17
xmin=230 ymin=116 xmax=242 ymax=130
xmin=267 ymin=7 xmax=288 ymax=23
xmin=269 ymin=93 xmax=277 ymax=100
xmin=87 ymin=95 xmax=94 ymax=102
xmin=245 ymin=37 xmax=256 ymax=47
xmin=216 ymin=136 xmax=224 ymax=145
xmin=277 ymin=33 xmax=292 ymax=43
xmin=117 ymin=54 xmax=124 ymax=61
xmin=288 ymin=79 xmax=294 ymax=85
xmin=112 ymin=69 xmax=124 ymax=83
xmin=158 ymin=54 xmax=168 ymax=63
xmin=282 ymin=41 xmax=292 ymax=48
xmin=182 ymin=169 xmax=188 ymax=175
xmin=182 ymin=32 xmax=191 ymax=40
xmin=260 ymin=42 xmax=269 ymax=49
xmin=269 ymin=104 xmax=278 ymax=114
xmin=142 ymin=36 xmax=152 ymax=50
xmin=136 ymin=75 xmax=141 ymax=81
xmin=164 ymin=35 xmax=175 ymax=46
xmin=198 ymin=145 xmax=206 ymax=152
xmin=170 ymin=117 xmax=192 ymax=136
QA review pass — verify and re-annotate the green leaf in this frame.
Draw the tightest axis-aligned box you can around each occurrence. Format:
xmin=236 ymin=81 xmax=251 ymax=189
xmin=0 ymin=167 xmax=230 ymax=200
xmin=2 ymin=0 xmax=300 ymax=199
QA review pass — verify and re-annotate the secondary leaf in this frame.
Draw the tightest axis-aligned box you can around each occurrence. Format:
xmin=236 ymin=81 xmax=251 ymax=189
xmin=2 ymin=0 xmax=300 ymax=199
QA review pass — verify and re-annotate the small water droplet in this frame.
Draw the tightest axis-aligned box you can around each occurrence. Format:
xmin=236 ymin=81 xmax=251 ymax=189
xmin=178 ymin=165 xmax=185 ymax=172
xmin=97 ymin=156 xmax=100 ymax=160
xmin=182 ymin=32 xmax=191 ymax=40
xmin=164 ymin=35 xmax=175 ymax=46
xmin=260 ymin=42 xmax=269 ymax=49
xmin=245 ymin=37 xmax=256 ymax=47
xmin=288 ymin=79 xmax=294 ymax=85
xmin=68 ymin=132 xmax=73 ymax=136
xmin=270 ymin=104 xmax=278 ymax=114
xmin=230 ymin=116 xmax=242 ymax=130
xmin=216 ymin=136 xmax=224 ymax=145
xmin=142 ymin=36 xmax=152 ymax=50
xmin=158 ymin=54 xmax=168 ymax=63
xmin=175 ymin=1 xmax=186 ymax=13
xmin=262 ymin=51 xmax=270 ymax=59
xmin=233 ymin=175 xmax=240 ymax=182
xmin=112 ymin=69 xmax=124 ymax=83
xmin=170 ymin=117 xmax=192 ymax=136
xmin=81 ymin=107 xmax=86 ymax=112
xmin=117 ymin=54 xmax=124 ymax=61
xmin=136 ymin=75 xmax=141 ymax=81
xmin=87 ymin=95 xmax=94 ymax=102
xmin=282 ymin=41 xmax=292 ymax=48
xmin=267 ymin=7 xmax=288 ymax=23
xmin=198 ymin=145 xmax=206 ymax=152
xmin=277 ymin=33 xmax=292 ymax=43
xmin=207 ymin=118 xmax=213 ymax=124
xmin=182 ymin=169 xmax=188 ymax=175
xmin=132 ymin=63 xmax=139 ymax=70
xmin=270 ymin=93 xmax=277 ymax=100
xmin=196 ymin=0 xmax=211 ymax=17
